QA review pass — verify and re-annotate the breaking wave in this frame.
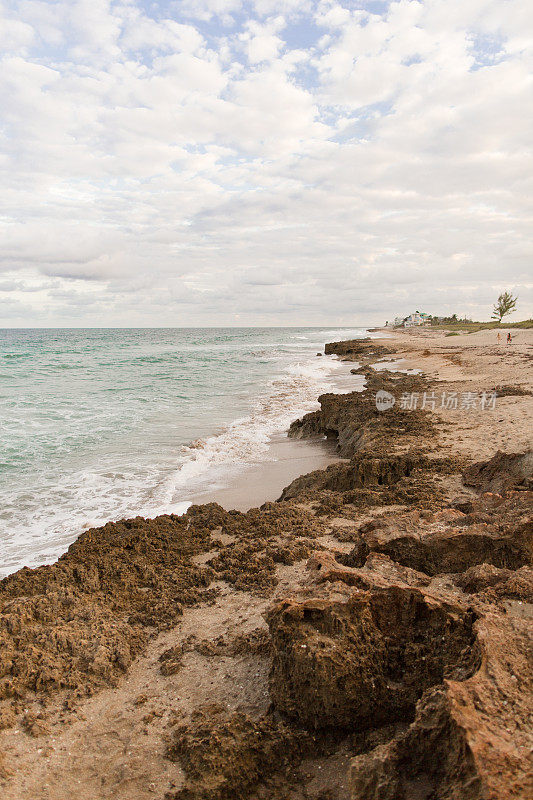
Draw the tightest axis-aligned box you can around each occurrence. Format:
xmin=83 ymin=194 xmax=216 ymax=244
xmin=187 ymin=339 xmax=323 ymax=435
xmin=0 ymin=327 xmax=368 ymax=577
xmin=155 ymin=355 xmax=342 ymax=505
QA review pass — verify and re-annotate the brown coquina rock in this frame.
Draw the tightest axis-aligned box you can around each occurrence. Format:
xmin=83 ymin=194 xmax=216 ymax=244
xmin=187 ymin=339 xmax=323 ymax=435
xmin=349 ymin=609 xmax=533 ymax=800
xmin=266 ymin=482 xmax=533 ymax=800
xmin=0 ymin=508 xmax=222 ymax=705
xmin=324 ymin=340 xmax=394 ymax=359
xmin=166 ymin=704 xmax=312 ymax=800
xmin=266 ymin=586 xmax=479 ymax=732
xmin=287 ymin=368 xmax=435 ymax=461
xmin=357 ymin=497 xmax=533 ymax=576
xmin=280 ymin=454 xmax=424 ymax=500
xmin=463 ymin=449 xmax=533 ymax=493
xmin=455 ymin=563 xmax=533 ymax=601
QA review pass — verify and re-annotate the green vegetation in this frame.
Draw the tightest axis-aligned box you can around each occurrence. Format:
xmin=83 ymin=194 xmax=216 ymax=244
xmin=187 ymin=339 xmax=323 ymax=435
xmin=394 ymin=292 xmax=530 ymax=332
xmin=427 ymin=292 xmax=529 ymax=331
xmin=415 ymin=295 xmax=529 ymax=331
xmin=491 ymin=290 xmax=517 ymax=323
xmin=430 ymin=313 xmax=463 ymax=325
xmin=430 ymin=316 xmax=471 ymax=327
xmin=429 ymin=319 xmax=532 ymax=332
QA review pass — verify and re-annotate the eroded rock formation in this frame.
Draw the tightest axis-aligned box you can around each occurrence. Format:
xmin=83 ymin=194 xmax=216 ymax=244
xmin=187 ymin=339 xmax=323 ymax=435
xmin=266 ymin=587 xmax=479 ymax=731
xmin=265 ymin=485 xmax=532 ymax=799
xmin=0 ymin=338 xmax=531 ymax=800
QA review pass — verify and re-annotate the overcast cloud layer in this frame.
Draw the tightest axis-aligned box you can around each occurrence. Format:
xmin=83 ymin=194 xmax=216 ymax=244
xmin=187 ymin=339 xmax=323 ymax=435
xmin=1 ymin=0 xmax=532 ymax=326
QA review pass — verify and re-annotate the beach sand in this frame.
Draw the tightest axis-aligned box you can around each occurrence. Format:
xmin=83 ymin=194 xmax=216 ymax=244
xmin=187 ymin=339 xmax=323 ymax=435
xmin=190 ymin=433 xmax=343 ymax=511
xmin=0 ymin=329 xmax=531 ymax=800
xmin=369 ymin=326 xmax=533 ymax=460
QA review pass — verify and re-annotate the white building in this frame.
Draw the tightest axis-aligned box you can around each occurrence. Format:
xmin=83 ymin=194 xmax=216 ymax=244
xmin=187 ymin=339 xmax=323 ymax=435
xmin=396 ymin=311 xmax=431 ymax=327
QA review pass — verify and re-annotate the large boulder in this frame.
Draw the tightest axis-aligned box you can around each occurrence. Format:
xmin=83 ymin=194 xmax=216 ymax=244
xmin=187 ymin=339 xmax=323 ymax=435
xmin=463 ymin=450 xmax=533 ymax=493
xmin=349 ymin=610 xmax=533 ymax=800
xmin=266 ymin=585 xmax=479 ymax=731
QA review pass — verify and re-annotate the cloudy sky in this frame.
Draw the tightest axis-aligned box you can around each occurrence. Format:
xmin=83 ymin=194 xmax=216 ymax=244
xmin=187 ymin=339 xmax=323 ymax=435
xmin=1 ymin=0 xmax=532 ymax=326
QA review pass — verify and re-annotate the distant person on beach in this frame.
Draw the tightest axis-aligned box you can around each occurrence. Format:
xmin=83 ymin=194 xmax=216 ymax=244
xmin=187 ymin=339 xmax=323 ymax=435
xmin=497 ymin=331 xmax=501 ymax=343
xmin=507 ymin=332 xmax=512 ymax=344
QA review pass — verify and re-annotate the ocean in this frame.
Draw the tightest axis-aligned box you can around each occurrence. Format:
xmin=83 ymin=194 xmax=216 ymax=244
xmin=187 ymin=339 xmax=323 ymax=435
xmin=0 ymin=327 xmax=367 ymax=577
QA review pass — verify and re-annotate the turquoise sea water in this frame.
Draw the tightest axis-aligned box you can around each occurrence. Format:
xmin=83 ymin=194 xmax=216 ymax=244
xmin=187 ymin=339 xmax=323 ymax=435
xmin=0 ymin=327 xmax=367 ymax=576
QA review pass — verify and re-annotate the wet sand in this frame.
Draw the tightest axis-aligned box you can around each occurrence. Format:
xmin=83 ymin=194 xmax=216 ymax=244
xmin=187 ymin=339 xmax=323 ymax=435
xmin=189 ymin=365 xmax=363 ymax=511
xmin=1 ymin=332 xmax=531 ymax=800
xmin=190 ymin=433 xmax=343 ymax=511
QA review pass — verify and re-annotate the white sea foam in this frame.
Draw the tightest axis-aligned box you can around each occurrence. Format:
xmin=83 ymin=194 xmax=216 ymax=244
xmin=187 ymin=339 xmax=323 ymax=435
xmin=0 ymin=327 xmax=368 ymax=577
xmin=155 ymin=354 xmax=342 ymax=506
xmin=316 ymin=328 xmax=369 ymax=339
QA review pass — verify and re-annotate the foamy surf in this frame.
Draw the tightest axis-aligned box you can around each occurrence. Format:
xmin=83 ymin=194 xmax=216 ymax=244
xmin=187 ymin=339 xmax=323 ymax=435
xmin=155 ymin=355 xmax=343 ymax=506
xmin=0 ymin=327 xmax=368 ymax=577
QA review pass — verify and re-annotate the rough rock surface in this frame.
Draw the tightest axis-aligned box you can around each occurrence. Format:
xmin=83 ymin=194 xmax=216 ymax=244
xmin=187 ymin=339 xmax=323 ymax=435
xmin=463 ymin=449 xmax=533 ymax=493
xmin=0 ymin=510 xmax=224 ymax=704
xmin=356 ymin=493 xmax=533 ymax=575
xmin=266 ymin=586 xmax=480 ymax=731
xmin=324 ymin=339 xmax=394 ymax=359
xmin=265 ymin=489 xmax=532 ymax=798
xmin=287 ymin=369 xmax=435 ymax=459
xmin=349 ymin=607 xmax=533 ymax=800
xmin=166 ymin=704 xmax=312 ymax=800
xmin=0 ymin=337 xmax=531 ymax=800
xmin=264 ymin=492 xmax=532 ymax=800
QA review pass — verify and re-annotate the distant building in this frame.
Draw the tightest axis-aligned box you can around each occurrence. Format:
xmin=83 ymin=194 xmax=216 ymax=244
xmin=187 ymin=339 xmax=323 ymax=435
xmin=395 ymin=311 xmax=431 ymax=328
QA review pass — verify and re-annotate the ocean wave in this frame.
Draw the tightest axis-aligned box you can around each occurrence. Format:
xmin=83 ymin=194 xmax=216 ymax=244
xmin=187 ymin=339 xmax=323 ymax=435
xmin=154 ymin=355 xmax=341 ymax=505
xmin=0 ymin=353 xmax=341 ymax=577
xmin=0 ymin=328 xmax=363 ymax=578
xmin=316 ymin=328 xmax=368 ymax=339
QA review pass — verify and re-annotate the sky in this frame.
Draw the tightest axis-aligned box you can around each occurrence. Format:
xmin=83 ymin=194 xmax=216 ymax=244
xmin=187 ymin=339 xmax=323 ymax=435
xmin=0 ymin=0 xmax=532 ymax=327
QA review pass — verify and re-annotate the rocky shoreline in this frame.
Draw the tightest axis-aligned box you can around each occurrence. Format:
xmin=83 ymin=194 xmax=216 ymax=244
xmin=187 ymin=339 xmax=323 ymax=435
xmin=0 ymin=334 xmax=532 ymax=799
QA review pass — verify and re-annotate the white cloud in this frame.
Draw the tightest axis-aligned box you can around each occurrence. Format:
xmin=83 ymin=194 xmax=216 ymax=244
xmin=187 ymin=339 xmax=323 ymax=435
xmin=242 ymin=17 xmax=285 ymax=63
xmin=176 ymin=0 xmax=243 ymax=23
xmin=0 ymin=0 xmax=532 ymax=326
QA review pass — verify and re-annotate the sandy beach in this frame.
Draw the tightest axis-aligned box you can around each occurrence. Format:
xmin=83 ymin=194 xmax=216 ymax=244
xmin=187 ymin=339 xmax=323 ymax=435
xmin=371 ymin=326 xmax=533 ymax=459
xmin=193 ymin=326 xmax=532 ymax=511
xmin=190 ymin=433 xmax=342 ymax=511
xmin=0 ymin=330 xmax=531 ymax=800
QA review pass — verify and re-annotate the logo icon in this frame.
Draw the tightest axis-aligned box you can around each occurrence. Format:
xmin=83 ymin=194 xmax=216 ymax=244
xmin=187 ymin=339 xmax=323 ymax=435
xmin=375 ymin=390 xmax=395 ymax=411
